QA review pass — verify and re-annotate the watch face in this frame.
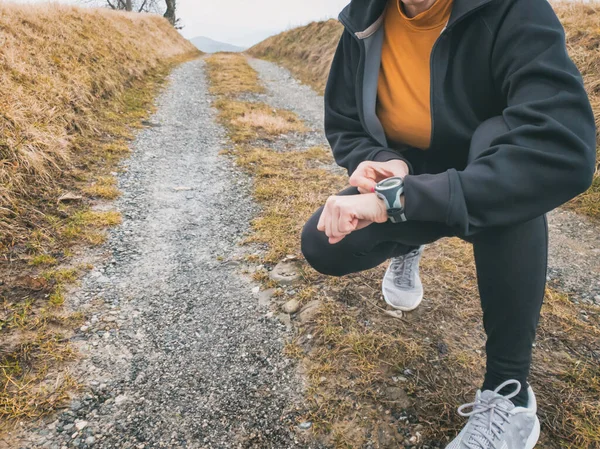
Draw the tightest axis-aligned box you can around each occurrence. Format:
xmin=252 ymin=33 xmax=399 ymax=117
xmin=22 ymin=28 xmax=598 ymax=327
xmin=377 ymin=177 xmax=403 ymax=190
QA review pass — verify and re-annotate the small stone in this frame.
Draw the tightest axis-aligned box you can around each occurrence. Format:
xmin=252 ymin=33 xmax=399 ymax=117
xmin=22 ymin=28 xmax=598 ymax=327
xmin=252 ymin=286 xmax=260 ymax=295
xmin=96 ymin=275 xmax=110 ymax=284
xmin=282 ymin=299 xmax=300 ymax=314
xmin=80 ymin=326 xmax=89 ymax=333
xmin=298 ymin=421 xmax=312 ymax=430
xmin=70 ymin=400 xmax=83 ymax=412
xmin=269 ymin=261 xmax=302 ymax=285
xmin=63 ymin=423 xmax=74 ymax=431
xmin=594 ymin=295 xmax=600 ymax=302
xmin=114 ymin=394 xmax=128 ymax=405
xmin=258 ymin=288 xmax=276 ymax=307
xmin=276 ymin=313 xmax=292 ymax=331
xmin=385 ymin=386 xmax=411 ymax=409
xmin=298 ymin=300 xmax=322 ymax=324
xmin=47 ymin=421 xmax=58 ymax=430
xmin=75 ymin=420 xmax=88 ymax=431
xmin=85 ymin=436 xmax=96 ymax=445
xmin=384 ymin=309 xmax=403 ymax=319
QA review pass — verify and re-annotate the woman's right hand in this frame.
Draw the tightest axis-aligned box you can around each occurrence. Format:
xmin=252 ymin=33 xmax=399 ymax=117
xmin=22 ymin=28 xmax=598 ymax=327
xmin=349 ymin=160 xmax=410 ymax=193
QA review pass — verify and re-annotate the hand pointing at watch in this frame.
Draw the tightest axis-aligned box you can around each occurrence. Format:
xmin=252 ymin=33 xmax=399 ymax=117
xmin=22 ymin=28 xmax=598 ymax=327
xmin=317 ymin=193 xmax=389 ymax=244
xmin=349 ymin=159 xmax=409 ymax=194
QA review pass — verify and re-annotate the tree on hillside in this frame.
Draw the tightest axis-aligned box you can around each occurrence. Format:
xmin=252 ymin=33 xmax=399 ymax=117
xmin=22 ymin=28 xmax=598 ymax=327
xmin=163 ymin=0 xmax=176 ymax=26
xmin=86 ymin=0 xmax=178 ymax=26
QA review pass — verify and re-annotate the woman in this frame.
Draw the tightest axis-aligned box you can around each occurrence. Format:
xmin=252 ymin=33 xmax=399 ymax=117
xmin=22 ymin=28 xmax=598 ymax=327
xmin=301 ymin=0 xmax=596 ymax=447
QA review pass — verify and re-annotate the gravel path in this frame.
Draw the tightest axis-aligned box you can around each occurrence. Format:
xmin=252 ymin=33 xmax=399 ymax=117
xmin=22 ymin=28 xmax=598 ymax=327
xmin=248 ymin=58 xmax=600 ymax=305
xmin=246 ymin=58 xmax=325 ymax=132
xmin=9 ymin=54 xmax=600 ymax=449
xmin=13 ymin=58 xmax=315 ymax=449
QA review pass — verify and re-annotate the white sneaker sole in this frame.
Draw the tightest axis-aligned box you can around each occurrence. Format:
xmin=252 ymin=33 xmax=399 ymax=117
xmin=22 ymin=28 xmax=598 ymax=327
xmin=381 ymin=286 xmax=424 ymax=312
xmin=525 ymin=416 xmax=541 ymax=449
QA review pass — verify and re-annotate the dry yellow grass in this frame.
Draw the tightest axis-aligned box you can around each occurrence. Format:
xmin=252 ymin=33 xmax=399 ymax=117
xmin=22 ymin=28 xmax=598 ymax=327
xmin=206 ymin=53 xmax=307 ymax=143
xmin=217 ymin=100 xmax=308 ymax=143
xmin=205 ymin=53 xmax=264 ymax=97
xmin=0 ymin=3 xmax=198 ymax=245
xmin=248 ymin=20 xmax=343 ymax=95
xmin=234 ymin=111 xmax=305 ymax=135
xmin=208 ymin=51 xmax=600 ymax=448
xmin=554 ymin=2 xmax=600 ymax=217
xmin=0 ymin=3 xmax=199 ymax=428
xmin=82 ymin=176 xmax=121 ymax=200
xmin=250 ymin=4 xmax=600 ymax=218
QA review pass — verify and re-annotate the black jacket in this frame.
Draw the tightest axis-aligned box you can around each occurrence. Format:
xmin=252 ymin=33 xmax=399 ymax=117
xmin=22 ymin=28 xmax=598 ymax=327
xmin=325 ymin=0 xmax=596 ymax=235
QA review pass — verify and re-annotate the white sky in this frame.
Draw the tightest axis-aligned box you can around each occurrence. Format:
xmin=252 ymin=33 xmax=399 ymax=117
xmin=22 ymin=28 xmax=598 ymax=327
xmin=17 ymin=0 xmax=350 ymax=48
xmin=178 ymin=0 xmax=349 ymax=47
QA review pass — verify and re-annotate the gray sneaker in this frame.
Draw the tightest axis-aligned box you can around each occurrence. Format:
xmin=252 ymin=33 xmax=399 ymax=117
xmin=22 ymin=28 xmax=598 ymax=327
xmin=446 ymin=380 xmax=540 ymax=449
xmin=382 ymin=246 xmax=424 ymax=311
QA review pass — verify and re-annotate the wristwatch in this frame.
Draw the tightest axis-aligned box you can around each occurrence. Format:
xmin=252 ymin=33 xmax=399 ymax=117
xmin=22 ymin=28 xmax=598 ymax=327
xmin=375 ymin=177 xmax=407 ymax=223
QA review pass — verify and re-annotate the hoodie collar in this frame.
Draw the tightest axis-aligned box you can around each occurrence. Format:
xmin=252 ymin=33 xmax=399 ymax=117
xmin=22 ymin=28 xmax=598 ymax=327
xmin=339 ymin=0 xmax=494 ymax=37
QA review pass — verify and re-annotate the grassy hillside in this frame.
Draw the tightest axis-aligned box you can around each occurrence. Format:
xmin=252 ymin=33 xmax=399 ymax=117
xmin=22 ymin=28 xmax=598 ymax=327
xmin=1 ymin=3 xmax=198 ymax=246
xmin=249 ymin=2 xmax=600 ymax=217
xmin=248 ymin=19 xmax=343 ymax=95
xmin=0 ymin=3 xmax=198 ymax=427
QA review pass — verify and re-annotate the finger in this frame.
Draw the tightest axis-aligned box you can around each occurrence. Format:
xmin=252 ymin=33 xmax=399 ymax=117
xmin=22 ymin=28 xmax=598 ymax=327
xmin=329 ymin=235 xmax=346 ymax=244
xmin=330 ymin=204 xmax=343 ymax=239
xmin=338 ymin=210 xmax=357 ymax=234
xmin=349 ymin=175 xmax=377 ymax=192
xmin=357 ymin=186 xmax=372 ymax=194
xmin=325 ymin=204 xmax=333 ymax=239
xmin=373 ymin=166 xmax=396 ymax=179
xmin=317 ymin=206 xmax=326 ymax=232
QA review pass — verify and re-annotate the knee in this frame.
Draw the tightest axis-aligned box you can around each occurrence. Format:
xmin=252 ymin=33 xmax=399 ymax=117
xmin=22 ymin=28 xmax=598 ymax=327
xmin=301 ymin=214 xmax=350 ymax=277
xmin=469 ymin=116 xmax=510 ymax=164
xmin=471 ymin=215 xmax=547 ymax=248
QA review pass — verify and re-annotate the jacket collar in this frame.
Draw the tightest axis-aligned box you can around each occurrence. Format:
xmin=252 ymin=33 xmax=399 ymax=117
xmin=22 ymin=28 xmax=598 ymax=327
xmin=339 ymin=0 xmax=495 ymax=37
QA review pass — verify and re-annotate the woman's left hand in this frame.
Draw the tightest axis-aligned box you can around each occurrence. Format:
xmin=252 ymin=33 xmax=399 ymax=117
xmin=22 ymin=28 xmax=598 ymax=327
xmin=317 ymin=193 xmax=388 ymax=244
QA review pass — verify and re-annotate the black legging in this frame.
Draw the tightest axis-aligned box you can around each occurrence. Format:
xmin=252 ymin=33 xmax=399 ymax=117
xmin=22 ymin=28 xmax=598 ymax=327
xmin=301 ymin=117 xmax=547 ymax=406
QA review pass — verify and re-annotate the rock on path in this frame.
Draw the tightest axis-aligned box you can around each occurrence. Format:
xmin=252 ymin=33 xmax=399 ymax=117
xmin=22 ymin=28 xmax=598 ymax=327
xmin=13 ymin=58 xmax=317 ymax=449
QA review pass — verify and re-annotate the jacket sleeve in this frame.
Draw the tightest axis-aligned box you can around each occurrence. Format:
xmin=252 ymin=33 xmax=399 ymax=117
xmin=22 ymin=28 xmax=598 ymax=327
xmin=324 ymin=30 xmax=413 ymax=175
xmin=403 ymin=0 xmax=596 ymax=235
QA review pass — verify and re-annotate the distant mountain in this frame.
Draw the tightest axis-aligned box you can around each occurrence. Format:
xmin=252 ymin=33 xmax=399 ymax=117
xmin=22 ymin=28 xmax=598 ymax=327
xmin=190 ymin=36 xmax=246 ymax=53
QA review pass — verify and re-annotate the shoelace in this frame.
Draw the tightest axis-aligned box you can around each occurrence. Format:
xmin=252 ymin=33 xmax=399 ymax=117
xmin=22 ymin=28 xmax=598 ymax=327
xmin=457 ymin=380 xmax=522 ymax=449
xmin=390 ymin=249 xmax=420 ymax=289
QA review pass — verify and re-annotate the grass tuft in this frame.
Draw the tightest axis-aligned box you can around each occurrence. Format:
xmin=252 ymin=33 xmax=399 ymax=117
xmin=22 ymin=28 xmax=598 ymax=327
xmin=83 ymin=176 xmax=121 ymax=200
xmin=205 ymin=53 xmax=265 ymax=97
xmin=28 ymin=255 xmax=57 ymax=267
xmin=215 ymin=100 xmax=308 ymax=143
